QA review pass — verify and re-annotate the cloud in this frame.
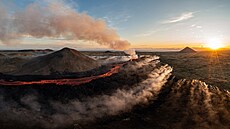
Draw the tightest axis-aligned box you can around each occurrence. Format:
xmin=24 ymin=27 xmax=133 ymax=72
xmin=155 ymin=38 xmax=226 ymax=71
xmin=162 ymin=12 xmax=194 ymax=24
xmin=134 ymin=27 xmax=170 ymax=37
xmin=103 ymin=11 xmax=131 ymax=30
xmin=0 ymin=0 xmax=130 ymax=50
xmin=191 ymin=24 xmax=202 ymax=28
xmin=135 ymin=30 xmax=157 ymax=37
xmin=136 ymin=12 xmax=195 ymax=37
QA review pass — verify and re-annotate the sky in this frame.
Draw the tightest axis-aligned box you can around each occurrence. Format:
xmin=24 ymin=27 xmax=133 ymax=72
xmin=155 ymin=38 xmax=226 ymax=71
xmin=0 ymin=0 xmax=230 ymax=50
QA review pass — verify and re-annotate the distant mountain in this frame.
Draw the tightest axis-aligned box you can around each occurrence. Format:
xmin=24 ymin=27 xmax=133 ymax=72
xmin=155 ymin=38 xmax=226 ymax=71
xmin=179 ymin=47 xmax=196 ymax=53
xmin=14 ymin=47 xmax=100 ymax=75
xmin=18 ymin=49 xmax=53 ymax=52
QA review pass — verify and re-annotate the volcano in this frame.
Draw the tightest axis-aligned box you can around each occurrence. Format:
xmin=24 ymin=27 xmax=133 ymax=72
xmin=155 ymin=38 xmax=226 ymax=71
xmin=179 ymin=47 xmax=196 ymax=53
xmin=13 ymin=47 xmax=100 ymax=75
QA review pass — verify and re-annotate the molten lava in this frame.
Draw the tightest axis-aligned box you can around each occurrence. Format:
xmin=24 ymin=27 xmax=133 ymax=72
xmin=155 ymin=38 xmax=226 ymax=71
xmin=0 ymin=64 xmax=122 ymax=86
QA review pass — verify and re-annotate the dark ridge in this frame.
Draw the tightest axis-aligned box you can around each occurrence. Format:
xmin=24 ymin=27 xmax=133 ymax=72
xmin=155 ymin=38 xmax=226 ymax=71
xmin=104 ymin=50 xmax=113 ymax=53
xmin=0 ymin=64 xmax=113 ymax=81
xmin=18 ymin=49 xmax=53 ymax=52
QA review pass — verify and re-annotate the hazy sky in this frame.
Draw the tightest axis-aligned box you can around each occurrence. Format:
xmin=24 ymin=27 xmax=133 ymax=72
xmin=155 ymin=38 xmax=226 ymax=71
xmin=0 ymin=0 xmax=230 ymax=50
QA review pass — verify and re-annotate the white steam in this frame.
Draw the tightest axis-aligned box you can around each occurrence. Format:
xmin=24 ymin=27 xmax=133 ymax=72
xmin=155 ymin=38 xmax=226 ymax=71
xmin=160 ymin=78 xmax=230 ymax=129
xmin=0 ymin=56 xmax=172 ymax=128
xmin=50 ymin=64 xmax=172 ymax=123
xmin=125 ymin=49 xmax=138 ymax=60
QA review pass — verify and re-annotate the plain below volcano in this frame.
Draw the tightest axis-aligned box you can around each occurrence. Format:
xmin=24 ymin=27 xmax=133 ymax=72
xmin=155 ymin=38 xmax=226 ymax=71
xmin=12 ymin=48 xmax=100 ymax=75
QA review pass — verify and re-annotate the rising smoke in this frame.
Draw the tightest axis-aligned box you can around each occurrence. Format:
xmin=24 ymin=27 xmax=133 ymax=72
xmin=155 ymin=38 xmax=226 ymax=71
xmin=0 ymin=56 xmax=172 ymax=128
xmin=125 ymin=49 xmax=138 ymax=59
xmin=0 ymin=0 xmax=130 ymax=50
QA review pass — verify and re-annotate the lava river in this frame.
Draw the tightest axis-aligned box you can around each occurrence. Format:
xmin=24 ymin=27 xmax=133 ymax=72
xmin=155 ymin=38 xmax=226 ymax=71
xmin=0 ymin=64 xmax=123 ymax=86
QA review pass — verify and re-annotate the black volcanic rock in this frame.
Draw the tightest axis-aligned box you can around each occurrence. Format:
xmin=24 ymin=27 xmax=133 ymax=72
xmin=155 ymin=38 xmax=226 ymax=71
xmin=179 ymin=47 xmax=196 ymax=53
xmin=0 ymin=53 xmax=5 ymax=57
xmin=13 ymin=47 xmax=100 ymax=75
xmin=105 ymin=51 xmax=113 ymax=53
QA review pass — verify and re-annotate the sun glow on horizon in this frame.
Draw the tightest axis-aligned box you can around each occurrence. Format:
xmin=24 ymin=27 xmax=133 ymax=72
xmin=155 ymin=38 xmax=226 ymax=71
xmin=206 ymin=38 xmax=224 ymax=50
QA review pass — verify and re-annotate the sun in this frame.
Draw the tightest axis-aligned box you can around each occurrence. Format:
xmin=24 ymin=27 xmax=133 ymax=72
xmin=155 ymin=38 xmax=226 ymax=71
xmin=206 ymin=38 xmax=223 ymax=50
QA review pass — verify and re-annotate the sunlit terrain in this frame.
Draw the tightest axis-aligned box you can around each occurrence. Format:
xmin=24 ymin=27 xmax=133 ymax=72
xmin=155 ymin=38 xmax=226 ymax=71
xmin=143 ymin=50 xmax=230 ymax=90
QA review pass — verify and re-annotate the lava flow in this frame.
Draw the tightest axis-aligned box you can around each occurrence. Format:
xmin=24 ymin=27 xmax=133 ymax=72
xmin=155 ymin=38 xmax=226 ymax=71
xmin=0 ymin=64 xmax=123 ymax=86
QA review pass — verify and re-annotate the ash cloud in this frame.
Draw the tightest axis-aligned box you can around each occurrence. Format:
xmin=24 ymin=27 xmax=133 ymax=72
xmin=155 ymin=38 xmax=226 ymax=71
xmin=0 ymin=1 xmax=130 ymax=50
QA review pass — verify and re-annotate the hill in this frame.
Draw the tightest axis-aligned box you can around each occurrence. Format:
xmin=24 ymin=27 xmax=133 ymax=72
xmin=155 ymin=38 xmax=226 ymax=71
xmin=13 ymin=48 xmax=100 ymax=75
xmin=179 ymin=47 xmax=196 ymax=53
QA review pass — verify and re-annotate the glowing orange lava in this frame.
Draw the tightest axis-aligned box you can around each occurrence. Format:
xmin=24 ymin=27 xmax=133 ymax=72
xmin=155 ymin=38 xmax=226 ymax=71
xmin=0 ymin=64 xmax=122 ymax=86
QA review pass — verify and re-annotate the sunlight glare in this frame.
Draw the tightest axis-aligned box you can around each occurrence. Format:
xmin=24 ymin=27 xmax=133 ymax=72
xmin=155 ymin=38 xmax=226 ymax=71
xmin=206 ymin=38 xmax=223 ymax=50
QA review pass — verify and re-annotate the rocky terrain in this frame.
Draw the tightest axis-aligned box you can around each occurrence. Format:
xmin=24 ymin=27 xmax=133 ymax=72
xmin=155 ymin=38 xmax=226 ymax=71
xmin=138 ymin=50 xmax=230 ymax=90
xmin=84 ymin=77 xmax=230 ymax=129
xmin=0 ymin=50 xmax=229 ymax=129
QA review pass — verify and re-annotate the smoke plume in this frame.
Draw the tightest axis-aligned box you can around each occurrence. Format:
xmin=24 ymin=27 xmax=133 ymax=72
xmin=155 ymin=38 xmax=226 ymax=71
xmin=0 ymin=1 xmax=130 ymax=50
